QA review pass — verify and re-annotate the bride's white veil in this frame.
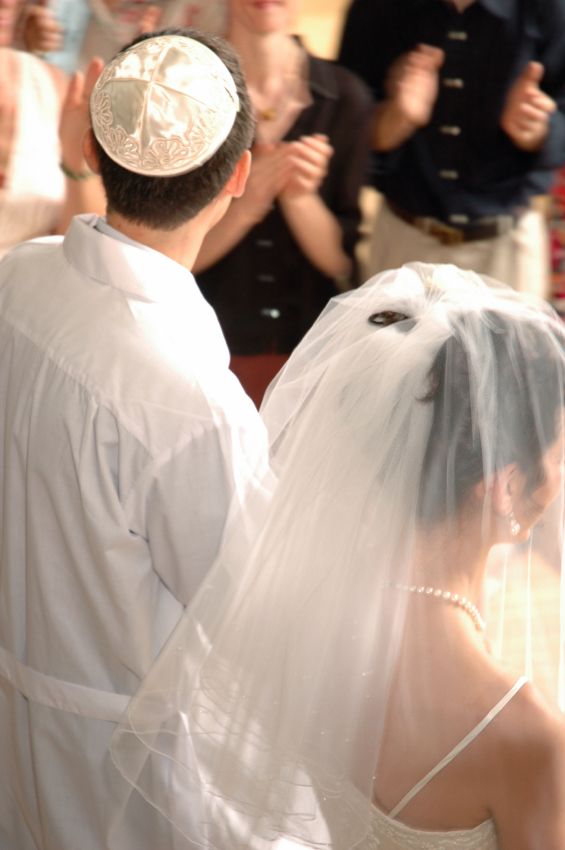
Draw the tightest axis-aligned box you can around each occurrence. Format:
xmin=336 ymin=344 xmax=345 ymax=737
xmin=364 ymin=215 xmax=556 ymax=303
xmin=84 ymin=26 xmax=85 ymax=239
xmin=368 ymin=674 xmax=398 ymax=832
xmin=110 ymin=264 xmax=565 ymax=848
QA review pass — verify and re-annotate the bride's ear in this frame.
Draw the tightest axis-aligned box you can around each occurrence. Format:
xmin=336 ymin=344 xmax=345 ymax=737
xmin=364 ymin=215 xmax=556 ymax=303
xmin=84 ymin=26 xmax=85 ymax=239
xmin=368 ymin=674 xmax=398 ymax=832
xmin=473 ymin=463 xmax=519 ymax=510
xmin=481 ymin=464 xmax=520 ymax=516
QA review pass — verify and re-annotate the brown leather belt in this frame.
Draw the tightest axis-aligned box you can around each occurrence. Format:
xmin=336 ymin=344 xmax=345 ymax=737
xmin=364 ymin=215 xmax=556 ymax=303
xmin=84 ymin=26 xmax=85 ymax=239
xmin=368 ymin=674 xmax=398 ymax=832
xmin=387 ymin=201 xmax=516 ymax=246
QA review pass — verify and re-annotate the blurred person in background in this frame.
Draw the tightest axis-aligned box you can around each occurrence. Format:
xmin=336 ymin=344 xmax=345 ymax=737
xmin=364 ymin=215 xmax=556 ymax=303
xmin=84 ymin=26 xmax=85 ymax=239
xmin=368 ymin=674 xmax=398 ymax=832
xmin=0 ymin=0 xmax=67 ymax=257
xmin=338 ymin=0 xmax=565 ymax=299
xmin=21 ymin=0 xmax=228 ymax=69
xmin=549 ymin=166 xmax=565 ymax=314
xmin=195 ymin=0 xmax=373 ymax=406
xmin=0 ymin=0 xmax=108 ymax=257
xmin=21 ymin=0 xmax=91 ymax=73
xmin=79 ymin=0 xmax=228 ymax=66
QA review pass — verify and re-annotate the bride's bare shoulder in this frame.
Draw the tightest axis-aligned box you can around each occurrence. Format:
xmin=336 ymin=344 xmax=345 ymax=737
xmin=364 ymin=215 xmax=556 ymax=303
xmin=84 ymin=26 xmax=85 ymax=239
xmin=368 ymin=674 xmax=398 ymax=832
xmin=486 ymin=677 xmax=565 ymax=849
xmin=493 ymin=676 xmax=565 ymax=750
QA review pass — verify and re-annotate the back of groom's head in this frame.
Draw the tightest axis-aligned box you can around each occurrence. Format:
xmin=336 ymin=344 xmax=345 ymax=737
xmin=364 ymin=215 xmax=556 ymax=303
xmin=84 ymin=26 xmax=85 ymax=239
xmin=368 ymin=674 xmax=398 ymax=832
xmin=89 ymin=28 xmax=254 ymax=231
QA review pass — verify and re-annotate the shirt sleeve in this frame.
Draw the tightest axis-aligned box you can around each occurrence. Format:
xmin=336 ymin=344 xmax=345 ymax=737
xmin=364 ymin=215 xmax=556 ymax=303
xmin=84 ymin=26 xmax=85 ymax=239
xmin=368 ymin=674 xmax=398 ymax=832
xmin=337 ymin=0 xmax=410 ymax=103
xmin=335 ymin=0 xmax=414 ymax=187
xmin=528 ymin=12 xmax=565 ymax=172
xmin=528 ymin=109 xmax=565 ymax=172
xmin=324 ymin=66 xmax=375 ymax=267
xmin=125 ymin=417 xmax=270 ymax=606
xmin=337 ymin=0 xmax=385 ymax=98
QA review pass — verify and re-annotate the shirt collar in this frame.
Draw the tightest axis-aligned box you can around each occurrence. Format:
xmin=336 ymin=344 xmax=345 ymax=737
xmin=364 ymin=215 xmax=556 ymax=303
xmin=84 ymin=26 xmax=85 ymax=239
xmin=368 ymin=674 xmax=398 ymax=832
xmin=93 ymin=216 xmax=154 ymax=251
xmin=307 ymin=53 xmax=339 ymax=101
xmin=474 ymin=0 xmax=511 ymax=17
xmin=63 ymin=214 xmax=199 ymax=306
xmin=287 ymin=36 xmax=339 ymax=101
xmin=424 ymin=0 xmax=511 ymax=17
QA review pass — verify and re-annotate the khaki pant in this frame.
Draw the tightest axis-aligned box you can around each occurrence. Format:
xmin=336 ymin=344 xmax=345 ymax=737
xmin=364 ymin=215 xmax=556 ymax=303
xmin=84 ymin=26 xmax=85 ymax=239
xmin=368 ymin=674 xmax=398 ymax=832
xmin=367 ymin=201 xmax=550 ymax=300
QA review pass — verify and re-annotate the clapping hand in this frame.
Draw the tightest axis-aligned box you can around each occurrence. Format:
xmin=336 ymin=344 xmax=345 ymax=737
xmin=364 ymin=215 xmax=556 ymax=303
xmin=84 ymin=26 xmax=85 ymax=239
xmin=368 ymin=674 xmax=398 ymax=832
xmin=278 ymin=134 xmax=333 ymax=200
xmin=501 ymin=61 xmax=556 ymax=152
xmin=238 ymin=142 xmax=293 ymax=222
xmin=59 ymin=57 xmax=104 ymax=173
xmin=386 ymin=44 xmax=444 ymax=130
xmin=23 ymin=0 xmax=63 ymax=55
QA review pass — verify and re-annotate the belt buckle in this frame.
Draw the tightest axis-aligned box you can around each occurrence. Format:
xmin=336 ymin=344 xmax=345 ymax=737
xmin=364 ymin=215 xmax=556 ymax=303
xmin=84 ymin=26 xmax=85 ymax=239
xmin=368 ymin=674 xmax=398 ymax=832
xmin=426 ymin=219 xmax=465 ymax=246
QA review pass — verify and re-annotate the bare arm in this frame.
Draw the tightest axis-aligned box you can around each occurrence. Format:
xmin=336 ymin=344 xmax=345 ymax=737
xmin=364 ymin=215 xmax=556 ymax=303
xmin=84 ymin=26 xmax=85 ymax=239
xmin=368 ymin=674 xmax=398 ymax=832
xmin=22 ymin=1 xmax=63 ymax=55
xmin=56 ymin=58 xmax=106 ymax=234
xmin=194 ymin=143 xmax=291 ymax=273
xmin=277 ymin=135 xmax=352 ymax=281
xmin=492 ymin=689 xmax=565 ymax=850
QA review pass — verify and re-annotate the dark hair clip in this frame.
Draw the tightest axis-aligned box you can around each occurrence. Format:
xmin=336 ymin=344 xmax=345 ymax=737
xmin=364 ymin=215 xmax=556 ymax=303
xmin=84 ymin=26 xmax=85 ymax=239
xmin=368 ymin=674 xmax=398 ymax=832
xmin=368 ymin=310 xmax=411 ymax=327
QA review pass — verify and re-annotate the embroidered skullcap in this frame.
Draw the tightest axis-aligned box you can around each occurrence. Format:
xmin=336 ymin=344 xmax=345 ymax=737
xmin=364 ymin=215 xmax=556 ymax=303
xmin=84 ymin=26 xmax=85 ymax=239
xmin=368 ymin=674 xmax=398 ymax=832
xmin=90 ymin=34 xmax=240 ymax=177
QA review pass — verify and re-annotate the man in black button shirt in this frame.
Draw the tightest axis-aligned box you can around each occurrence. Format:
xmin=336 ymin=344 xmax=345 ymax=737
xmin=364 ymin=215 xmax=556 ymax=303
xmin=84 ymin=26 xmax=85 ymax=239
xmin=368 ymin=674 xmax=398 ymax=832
xmin=338 ymin=0 xmax=565 ymax=297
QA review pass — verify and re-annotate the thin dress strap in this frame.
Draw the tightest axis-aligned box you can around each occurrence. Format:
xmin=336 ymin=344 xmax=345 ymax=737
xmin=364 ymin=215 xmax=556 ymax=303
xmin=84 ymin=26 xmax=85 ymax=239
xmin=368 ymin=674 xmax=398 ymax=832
xmin=388 ymin=676 xmax=528 ymax=819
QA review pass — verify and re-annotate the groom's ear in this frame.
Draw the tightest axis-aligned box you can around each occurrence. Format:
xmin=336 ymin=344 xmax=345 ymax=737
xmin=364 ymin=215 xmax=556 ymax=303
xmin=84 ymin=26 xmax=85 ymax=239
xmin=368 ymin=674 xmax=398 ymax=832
xmin=223 ymin=150 xmax=251 ymax=199
xmin=83 ymin=130 xmax=100 ymax=175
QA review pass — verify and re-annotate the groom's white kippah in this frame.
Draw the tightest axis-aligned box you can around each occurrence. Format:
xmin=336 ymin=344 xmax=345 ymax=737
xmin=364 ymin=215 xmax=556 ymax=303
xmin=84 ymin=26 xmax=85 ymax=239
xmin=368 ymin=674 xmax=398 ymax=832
xmin=90 ymin=34 xmax=240 ymax=177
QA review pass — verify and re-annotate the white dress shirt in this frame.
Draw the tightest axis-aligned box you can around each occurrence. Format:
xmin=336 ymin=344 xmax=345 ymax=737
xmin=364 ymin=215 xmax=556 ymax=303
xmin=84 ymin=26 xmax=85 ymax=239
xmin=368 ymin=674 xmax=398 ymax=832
xmin=0 ymin=215 xmax=269 ymax=850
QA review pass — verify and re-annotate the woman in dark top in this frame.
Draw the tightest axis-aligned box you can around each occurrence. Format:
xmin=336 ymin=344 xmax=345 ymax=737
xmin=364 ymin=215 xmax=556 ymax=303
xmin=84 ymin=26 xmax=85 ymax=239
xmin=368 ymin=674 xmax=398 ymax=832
xmin=195 ymin=0 xmax=373 ymax=406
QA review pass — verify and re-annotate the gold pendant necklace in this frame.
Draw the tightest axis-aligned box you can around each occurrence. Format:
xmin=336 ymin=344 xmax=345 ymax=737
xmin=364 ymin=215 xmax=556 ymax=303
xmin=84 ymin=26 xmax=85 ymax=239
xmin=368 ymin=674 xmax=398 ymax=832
xmin=257 ymin=106 xmax=278 ymax=122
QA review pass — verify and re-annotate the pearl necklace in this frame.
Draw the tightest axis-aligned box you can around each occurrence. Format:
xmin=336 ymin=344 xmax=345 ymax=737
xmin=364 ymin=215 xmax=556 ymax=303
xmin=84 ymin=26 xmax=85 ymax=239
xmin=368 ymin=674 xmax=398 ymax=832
xmin=393 ymin=584 xmax=486 ymax=633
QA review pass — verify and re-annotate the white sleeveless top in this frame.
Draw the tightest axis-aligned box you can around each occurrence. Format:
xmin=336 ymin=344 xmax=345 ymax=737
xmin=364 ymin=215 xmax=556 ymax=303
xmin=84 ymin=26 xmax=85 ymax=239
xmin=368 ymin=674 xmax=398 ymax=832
xmin=364 ymin=677 xmax=528 ymax=850
xmin=0 ymin=51 xmax=65 ymax=260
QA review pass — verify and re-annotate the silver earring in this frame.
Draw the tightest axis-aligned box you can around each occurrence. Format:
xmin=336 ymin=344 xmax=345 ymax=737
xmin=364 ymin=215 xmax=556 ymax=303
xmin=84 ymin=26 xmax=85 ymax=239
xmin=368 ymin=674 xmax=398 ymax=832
xmin=509 ymin=508 xmax=521 ymax=538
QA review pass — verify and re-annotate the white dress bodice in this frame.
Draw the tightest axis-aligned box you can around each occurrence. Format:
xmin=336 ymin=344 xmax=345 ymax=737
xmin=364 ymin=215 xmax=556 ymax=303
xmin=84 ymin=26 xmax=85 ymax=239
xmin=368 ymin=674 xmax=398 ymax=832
xmin=366 ymin=807 xmax=498 ymax=850
xmin=0 ymin=50 xmax=64 ymax=259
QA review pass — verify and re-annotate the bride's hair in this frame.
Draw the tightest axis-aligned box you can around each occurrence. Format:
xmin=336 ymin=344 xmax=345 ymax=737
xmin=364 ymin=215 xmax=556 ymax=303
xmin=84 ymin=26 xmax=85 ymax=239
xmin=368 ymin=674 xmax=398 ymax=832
xmin=419 ymin=309 xmax=565 ymax=524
